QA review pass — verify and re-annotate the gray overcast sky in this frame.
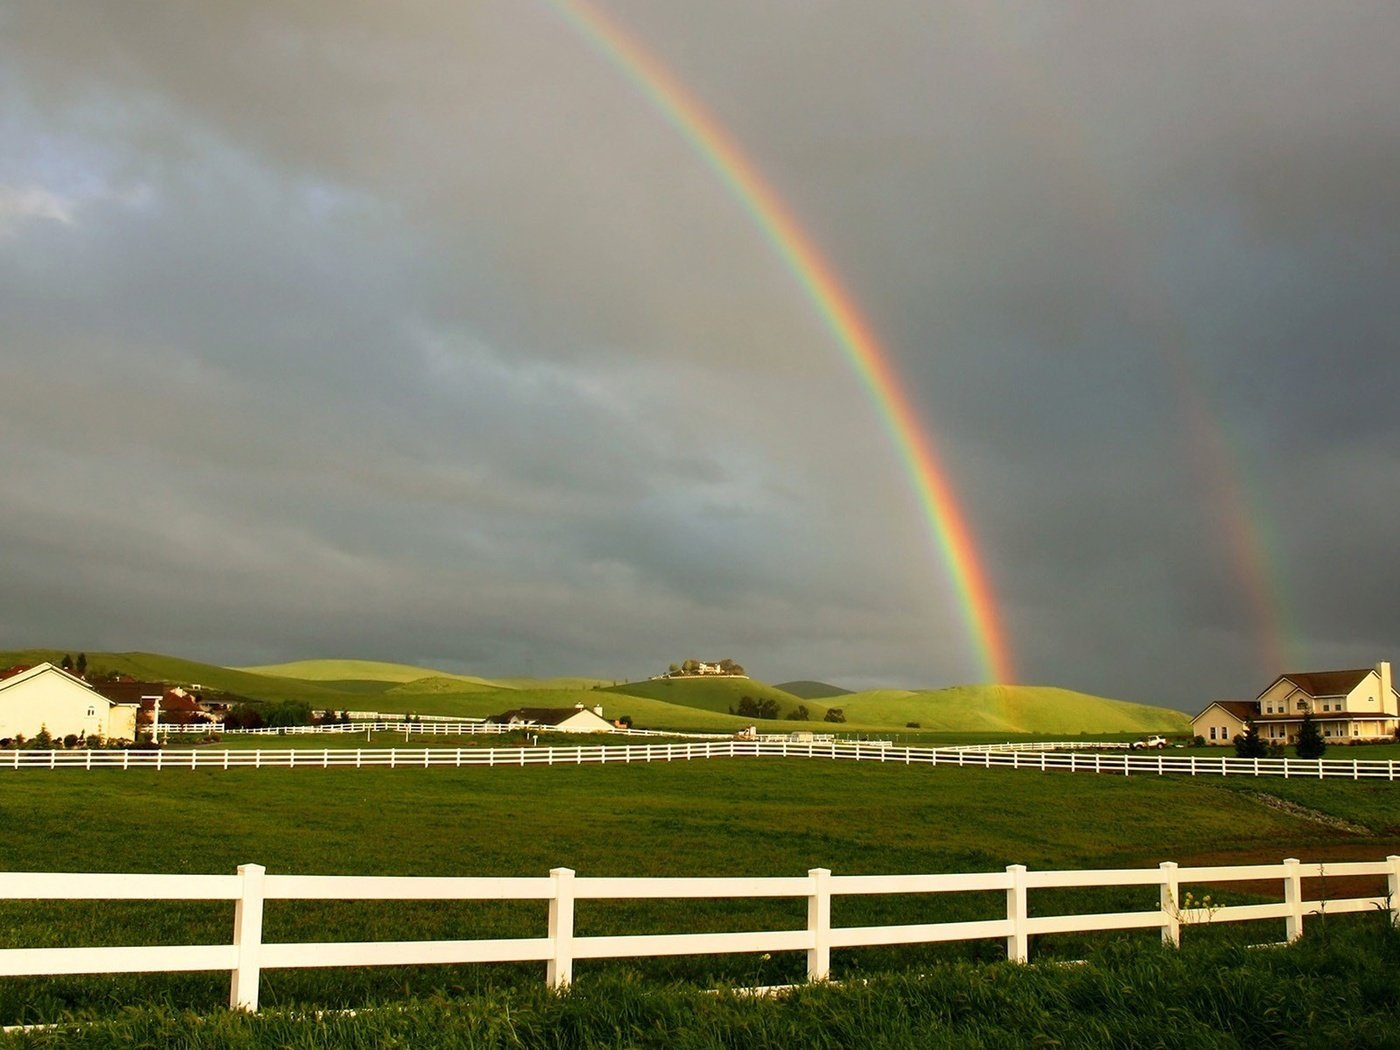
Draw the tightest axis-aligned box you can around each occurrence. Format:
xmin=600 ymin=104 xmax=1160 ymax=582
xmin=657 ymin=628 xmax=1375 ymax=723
xmin=2 ymin=1 xmax=1397 ymax=710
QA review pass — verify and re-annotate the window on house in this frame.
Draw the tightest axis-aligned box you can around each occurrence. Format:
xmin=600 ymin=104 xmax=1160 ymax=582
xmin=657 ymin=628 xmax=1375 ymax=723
xmin=86 ymin=706 xmax=95 ymax=717
xmin=1209 ymin=726 xmax=1217 ymax=740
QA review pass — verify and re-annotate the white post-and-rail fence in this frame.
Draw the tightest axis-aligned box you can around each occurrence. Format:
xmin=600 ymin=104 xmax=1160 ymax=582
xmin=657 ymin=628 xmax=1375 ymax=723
xmin=6 ymin=739 xmax=1400 ymax=781
xmin=1 ymin=856 xmax=1396 ymax=1013
xmin=158 ymin=721 xmax=723 ymax=740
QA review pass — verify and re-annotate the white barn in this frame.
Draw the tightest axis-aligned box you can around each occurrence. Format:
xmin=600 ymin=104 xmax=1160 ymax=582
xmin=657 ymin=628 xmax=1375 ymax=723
xmin=0 ymin=663 xmax=139 ymax=743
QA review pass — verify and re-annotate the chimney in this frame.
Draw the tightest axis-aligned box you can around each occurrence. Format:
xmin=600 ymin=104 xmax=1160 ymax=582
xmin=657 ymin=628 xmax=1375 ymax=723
xmin=1379 ymin=661 xmax=1394 ymax=713
xmin=593 ymin=704 xmax=604 ymax=718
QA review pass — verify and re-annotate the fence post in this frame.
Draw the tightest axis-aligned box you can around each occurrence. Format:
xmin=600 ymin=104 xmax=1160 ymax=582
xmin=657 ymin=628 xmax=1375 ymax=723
xmin=1006 ymin=864 xmax=1028 ymax=963
xmin=1283 ymin=857 xmax=1304 ymax=942
xmin=1159 ymin=861 xmax=1180 ymax=947
xmin=1388 ymin=856 xmax=1400 ymax=928
xmin=548 ymin=867 xmax=576 ymax=988
xmin=807 ymin=868 xmax=832 ymax=981
xmin=230 ymin=863 xmax=266 ymax=1011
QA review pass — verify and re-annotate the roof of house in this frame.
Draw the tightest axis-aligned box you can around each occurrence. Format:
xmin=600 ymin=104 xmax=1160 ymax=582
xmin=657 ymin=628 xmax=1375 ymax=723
xmin=1262 ymin=668 xmax=1372 ymax=699
xmin=0 ymin=662 xmax=90 ymax=693
xmin=489 ymin=707 xmax=606 ymax=726
xmin=1193 ymin=700 xmax=1257 ymax=722
xmin=0 ymin=662 xmax=136 ymax=705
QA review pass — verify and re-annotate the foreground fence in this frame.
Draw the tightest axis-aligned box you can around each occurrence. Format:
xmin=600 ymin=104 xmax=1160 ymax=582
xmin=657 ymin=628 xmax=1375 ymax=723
xmin=1 ymin=856 xmax=1395 ymax=1012
xmin=6 ymin=739 xmax=1400 ymax=780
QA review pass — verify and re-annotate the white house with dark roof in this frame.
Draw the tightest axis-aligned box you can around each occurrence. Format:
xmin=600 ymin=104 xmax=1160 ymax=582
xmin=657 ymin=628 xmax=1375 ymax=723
xmin=1192 ymin=662 xmax=1398 ymax=745
xmin=0 ymin=662 xmax=139 ymax=742
xmin=487 ymin=703 xmax=615 ymax=734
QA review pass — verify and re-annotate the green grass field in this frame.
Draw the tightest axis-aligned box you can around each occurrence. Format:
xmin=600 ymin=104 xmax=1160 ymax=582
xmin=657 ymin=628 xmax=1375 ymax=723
xmin=0 ymin=756 xmax=1397 ymax=1029
xmin=7 ymin=928 xmax=1400 ymax=1050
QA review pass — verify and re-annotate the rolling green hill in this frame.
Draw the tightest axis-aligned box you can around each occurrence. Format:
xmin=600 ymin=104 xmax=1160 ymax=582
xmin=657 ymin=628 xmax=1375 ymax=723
xmin=2 ymin=648 xmax=1188 ymax=736
xmin=604 ymin=677 xmax=1185 ymax=735
xmin=603 ymin=677 xmax=815 ymax=717
xmin=236 ymin=659 xmax=499 ymax=688
xmin=838 ymin=684 xmax=1189 ymax=734
xmin=387 ymin=676 xmax=504 ymax=695
xmin=493 ymin=676 xmax=614 ymax=691
xmin=775 ymin=680 xmax=854 ymax=700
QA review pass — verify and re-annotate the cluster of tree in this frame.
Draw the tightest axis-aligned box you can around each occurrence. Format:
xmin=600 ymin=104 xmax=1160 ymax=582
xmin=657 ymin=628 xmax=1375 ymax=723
xmin=1234 ymin=714 xmax=1324 ymax=759
xmin=668 ymin=659 xmax=745 ymax=676
xmin=728 ymin=696 xmax=847 ymax=723
xmin=222 ymin=700 xmax=316 ymax=730
xmin=733 ymin=695 xmax=780 ymax=720
xmin=58 ymin=653 xmax=89 ymax=676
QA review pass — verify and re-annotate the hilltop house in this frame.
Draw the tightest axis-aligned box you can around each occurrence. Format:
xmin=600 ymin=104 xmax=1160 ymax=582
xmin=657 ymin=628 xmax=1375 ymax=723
xmin=487 ymin=702 xmax=615 ymax=734
xmin=1193 ymin=661 xmax=1399 ymax=745
xmin=0 ymin=663 xmax=139 ymax=743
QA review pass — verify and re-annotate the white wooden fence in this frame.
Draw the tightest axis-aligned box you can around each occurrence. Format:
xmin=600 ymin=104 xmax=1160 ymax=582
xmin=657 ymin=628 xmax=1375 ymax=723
xmin=6 ymin=739 xmax=1400 ymax=780
xmin=159 ymin=721 xmax=721 ymax=740
xmin=938 ymin=740 xmax=1133 ymax=752
xmin=1 ymin=856 xmax=1395 ymax=1012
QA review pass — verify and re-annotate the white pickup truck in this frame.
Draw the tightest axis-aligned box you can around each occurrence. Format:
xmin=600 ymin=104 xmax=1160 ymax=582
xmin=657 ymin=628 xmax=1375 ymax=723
xmin=1131 ymin=735 xmax=1168 ymax=749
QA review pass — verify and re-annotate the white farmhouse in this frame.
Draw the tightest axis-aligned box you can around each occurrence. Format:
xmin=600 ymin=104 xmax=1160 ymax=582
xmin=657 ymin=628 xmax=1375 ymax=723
xmin=0 ymin=663 xmax=139 ymax=742
xmin=1192 ymin=661 xmax=1398 ymax=745
xmin=487 ymin=702 xmax=615 ymax=733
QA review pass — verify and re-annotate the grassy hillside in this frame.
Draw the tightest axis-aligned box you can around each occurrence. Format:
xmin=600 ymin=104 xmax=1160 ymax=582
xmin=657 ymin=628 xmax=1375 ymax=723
xmin=839 ymin=684 xmax=1189 ymax=734
xmin=601 ymin=677 xmax=1186 ymax=735
xmin=493 ymin=676 xmax=615 ymax=691
xmin=604 ymin=677 xmax=815 ymax=718
xmin=2 ymin=649 xmax=1187 ymax=736
xmin=387 ymin=676 xmax=504 ymax=695
xmin=353 ymin=686 xmax=760 ymax=733
xmin=775 ymin=680 xmax=854 ymax=700
xmin=237 ymin=659 xmax=499 ymax=688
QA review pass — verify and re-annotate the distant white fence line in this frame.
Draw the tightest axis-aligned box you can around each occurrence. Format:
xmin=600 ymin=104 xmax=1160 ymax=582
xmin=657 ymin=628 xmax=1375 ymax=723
xmin=6 ymin=739 xmax=1400 ymax=780
xmin=159 ymin=721 xmax=728 ymax=740
xmin=938 ymin=740 xmax=1133 ymax=753
xmin=1 ymin=855 xmax=1395 ymax=1013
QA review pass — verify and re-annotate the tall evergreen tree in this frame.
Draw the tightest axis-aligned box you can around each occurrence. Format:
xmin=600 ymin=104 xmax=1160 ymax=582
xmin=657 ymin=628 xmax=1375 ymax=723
xmin=1295 ymin=711 xmax=1326 ymax=759
xmin=75 ymin=652 xmax=87 ymax=676
xmin=1234 ymin=721 xmax=1267 ymax=758
xmin=60 ymin=654 xmax=73 ymax=671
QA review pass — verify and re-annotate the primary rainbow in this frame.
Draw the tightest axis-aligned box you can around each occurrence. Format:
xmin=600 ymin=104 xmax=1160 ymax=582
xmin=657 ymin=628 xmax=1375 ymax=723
xmin=547 ymin=0 xmax=1014 ymax=683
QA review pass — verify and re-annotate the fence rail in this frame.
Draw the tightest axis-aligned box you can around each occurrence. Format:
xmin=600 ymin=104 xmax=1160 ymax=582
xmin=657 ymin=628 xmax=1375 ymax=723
xmin=6 ymin=739 xmax=1400 ymax=780
xmin=2 ymin=856 xmax=1396 ymax=1012
xmin=158 ymin=721 xmax=726 ymax=740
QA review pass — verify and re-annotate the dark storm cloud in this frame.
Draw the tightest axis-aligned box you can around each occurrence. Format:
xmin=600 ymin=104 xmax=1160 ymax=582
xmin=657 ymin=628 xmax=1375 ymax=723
xmin=2 ymin=1 xmax=1397 ymax=706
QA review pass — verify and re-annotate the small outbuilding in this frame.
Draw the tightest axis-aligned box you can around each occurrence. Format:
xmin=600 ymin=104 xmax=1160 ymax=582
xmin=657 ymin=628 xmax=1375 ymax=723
xmin=0 ymin=663 xmax=139 ymax=743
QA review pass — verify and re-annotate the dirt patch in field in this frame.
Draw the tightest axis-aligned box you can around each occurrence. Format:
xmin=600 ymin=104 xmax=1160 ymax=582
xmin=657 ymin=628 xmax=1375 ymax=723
xmin=1237 ymin=790 xmax=1373 ymax=835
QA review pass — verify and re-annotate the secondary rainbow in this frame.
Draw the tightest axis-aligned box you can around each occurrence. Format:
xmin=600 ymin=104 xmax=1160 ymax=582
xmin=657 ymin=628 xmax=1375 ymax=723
xmin=547 ymin=0 xmax=1014 ymax=683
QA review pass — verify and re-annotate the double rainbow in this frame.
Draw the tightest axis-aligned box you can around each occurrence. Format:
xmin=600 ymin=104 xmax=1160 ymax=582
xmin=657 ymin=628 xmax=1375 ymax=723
xmin=548 ymin=0 xmax=1013 ymax=683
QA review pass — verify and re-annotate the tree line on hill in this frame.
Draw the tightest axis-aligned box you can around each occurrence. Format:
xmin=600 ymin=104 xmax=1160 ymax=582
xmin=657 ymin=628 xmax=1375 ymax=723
xmin=729 ymin=695 xmax=845 ymax=723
